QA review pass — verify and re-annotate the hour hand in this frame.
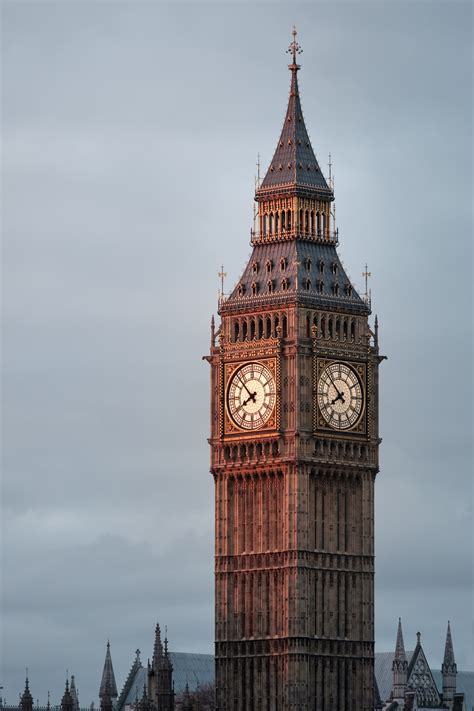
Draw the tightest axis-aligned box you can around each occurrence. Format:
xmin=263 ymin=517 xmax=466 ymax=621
xmin=242 ymin=392 xmax=257 ymax=406
xmin=330 ymin=391 xmax=345 ymax=405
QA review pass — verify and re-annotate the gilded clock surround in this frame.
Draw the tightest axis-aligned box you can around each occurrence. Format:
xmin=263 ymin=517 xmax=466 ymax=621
xmin=314 ymin=357 xmax=367 ymax=434
xmin=223 ymin=356 xmax=280 ymax=437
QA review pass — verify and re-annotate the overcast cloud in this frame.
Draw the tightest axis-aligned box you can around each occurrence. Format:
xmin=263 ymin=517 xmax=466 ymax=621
xmin=1 ymin=0 xmax=472 ymax=704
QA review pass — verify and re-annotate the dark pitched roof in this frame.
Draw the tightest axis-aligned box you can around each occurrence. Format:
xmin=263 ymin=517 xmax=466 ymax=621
xmin=258 ymin=51 xmax=331 ymax=199
xmin=117 ymin=650 xmax=143 ymax=711
xmin=222 ymin=240 xmax=367 ymax=315
xmin=118 ymin=653 xmax=213 ymax=703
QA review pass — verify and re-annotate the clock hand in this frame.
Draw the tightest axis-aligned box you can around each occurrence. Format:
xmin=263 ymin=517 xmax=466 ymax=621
xmin=328 ymin=369 xmax=343 ymax=397
xmin=330 ymin=391 xmax=345 ymax=405
xmin=238 ymin=375 xmax=255 ymax=399
xmin=242 ymin=391 xmax=257 ymax=406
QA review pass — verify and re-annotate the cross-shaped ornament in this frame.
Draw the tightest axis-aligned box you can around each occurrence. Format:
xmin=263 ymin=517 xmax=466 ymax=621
xmin=218 ymin=265 xmax=227 ymax=297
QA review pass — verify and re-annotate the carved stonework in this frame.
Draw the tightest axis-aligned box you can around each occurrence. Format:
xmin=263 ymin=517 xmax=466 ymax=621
xmin=208 ymin=33 xmax=382 ymax=711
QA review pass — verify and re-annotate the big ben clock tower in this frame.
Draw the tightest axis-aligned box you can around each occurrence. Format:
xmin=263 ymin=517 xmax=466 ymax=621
xmin=207 ymin=31 xmax=383 ymax=711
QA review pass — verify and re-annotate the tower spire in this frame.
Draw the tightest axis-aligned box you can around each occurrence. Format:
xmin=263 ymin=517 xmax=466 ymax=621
xmin=392 ymin=618 xmax=408 ymax=704
xmin=257 ymin=29 xmax=332 ymax=199
xmin=20 ymin=673 xmax=33 ymax=711
xmin=99 ymin=641 xmax=118 ymax=701
xmin=442 ymin=621 xmax=457 ymax=708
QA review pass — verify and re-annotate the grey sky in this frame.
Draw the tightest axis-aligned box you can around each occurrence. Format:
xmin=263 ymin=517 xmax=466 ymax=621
xmin=1 ymin=0 xmax=472 ymax=704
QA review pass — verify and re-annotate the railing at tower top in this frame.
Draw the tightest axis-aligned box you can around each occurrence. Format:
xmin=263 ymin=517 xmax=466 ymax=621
xmin=250 ymin=226 xmax=339 ymax=246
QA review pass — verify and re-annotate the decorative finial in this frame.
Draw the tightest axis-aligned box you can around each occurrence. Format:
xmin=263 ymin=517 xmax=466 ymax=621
xmin=362 ymin=264 xmax=372 ymax=305
xmin=416 ymin=631 xmax=421 ymax=645
xmin=218 ymin=265 xmax=227 ymax=305
xmin=135 ymin=649 xmax=141 ymax=662
xmin=287 ymin=25 xmax=302 ymax=68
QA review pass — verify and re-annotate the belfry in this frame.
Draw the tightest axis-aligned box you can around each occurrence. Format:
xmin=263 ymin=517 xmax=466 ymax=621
xmin=207 ymin=30 xmax=382 ymax=710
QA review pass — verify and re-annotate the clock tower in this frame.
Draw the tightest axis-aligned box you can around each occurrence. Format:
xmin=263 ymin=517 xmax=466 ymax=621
xmin=207 ymin=31 xmax=382 ymax=710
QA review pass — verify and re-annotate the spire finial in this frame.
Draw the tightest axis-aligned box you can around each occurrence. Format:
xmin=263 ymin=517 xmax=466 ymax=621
xmin=287 ymin=25 xmax=302 ymax=69
xmin=416 ymin=631 xmax=421 ymax=645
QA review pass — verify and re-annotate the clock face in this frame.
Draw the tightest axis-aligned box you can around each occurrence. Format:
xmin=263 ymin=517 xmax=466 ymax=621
xmin=317 ymin=362 xmax=363 ymax=430
xmin=227 ymin=362 xmax=276 ymax=430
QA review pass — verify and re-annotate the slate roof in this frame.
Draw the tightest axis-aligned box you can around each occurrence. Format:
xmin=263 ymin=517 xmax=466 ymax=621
xmin=258 ymin=59 xmax=332 ymax=198
xmin=118 ymin=652 xmax=214 ymax=707
xmin=222 ymin=240 xmax=368 ymax=315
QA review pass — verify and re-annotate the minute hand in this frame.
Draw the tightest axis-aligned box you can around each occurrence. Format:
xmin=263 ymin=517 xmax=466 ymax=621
xmin=238 ymin=376 xmax=256 ymax=401
xmin=328 ymin=369 xmax=342 ymax=397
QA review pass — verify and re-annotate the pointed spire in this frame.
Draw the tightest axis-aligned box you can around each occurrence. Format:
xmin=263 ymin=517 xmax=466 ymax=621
xmin=99 ymin=641 xmax=118 ymax=700
xmin=442 ymin=621 xmax=457 ymax=704
xmin=69 ymin=676 xmax=79 ymax=711
xmin=61 ymin=678 xmax=74 ymax=711
xmin=394 ymin=618 xmax=407 ymax=663
xmin=443 ymin=621 xmax=456 ymax=667
xmin=258 ymin=29 xmax=332 ymax=198
xmin=392 ymin=618 xmax=408 ymax=703
xmin=20 ymin=673 xmax=33 ymax=711
xmin=153 ymin=623 xmax=163 ymax=667
xmin=181 ymin=683 xmax=193 ymax=711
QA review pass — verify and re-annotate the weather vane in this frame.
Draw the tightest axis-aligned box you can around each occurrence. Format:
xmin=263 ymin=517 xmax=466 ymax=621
xmin=287 ymin=26 xmax=303 ymax=65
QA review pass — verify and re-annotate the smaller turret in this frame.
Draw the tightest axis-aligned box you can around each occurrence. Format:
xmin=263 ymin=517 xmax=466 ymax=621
xmin=392 ymin=618 xmax=408 ymax=704
xmin=157 ymin=634 xmax=174 ymax=711
xmin=442 ymin=621 xmax=457 ymax=709
xmin=19 ymin=674 xmax=33 ymax=711
xmin=60 ymin=679 xmax=74 ymax=711
xmin=181 ymin=684 xmax=193 ymax=711
xmin=69 ymin=676 xmax=79 ymax=711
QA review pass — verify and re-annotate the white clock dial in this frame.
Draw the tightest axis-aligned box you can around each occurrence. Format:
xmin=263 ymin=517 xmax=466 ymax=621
xmin=227 ymin=362 xmax=276 ymax=430
xmin=317 ymin=362 xmax=363 ymax=430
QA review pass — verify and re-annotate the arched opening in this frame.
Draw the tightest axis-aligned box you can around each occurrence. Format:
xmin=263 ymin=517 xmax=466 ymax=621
xmin=258 ymin=317 xmax=264 ymax=339
xmin=350 ymin=319 xmax=356 ymax=341
xmin=310 ymin=210 xmax=315 ymax=234
xmin=250 ymin=319 xmax=256 ymax=340
xmin=343 ymin=319 xmax=348 ymax=339
xmin=328 ymin=318 xmax=333 ymax=338
xmin=321 ymin=316 xmax=326 ymax=337
xmin=264 ymin=214 xmax=269 ymax=235
xmin=234 ymin=321 xmax=240 ymax=342
xmin=287 ymin=210 xmax=292 ymax=229
xmin=336 ymin=318 xmax=340 ymax=339
xmin=305 ymin=210 xmax=309 ymax=233
xmin=299 ymin=209 xmax=303 ymax=231
xmin=275 ymin=212 xmax=279 ymax=234
xmin=281 ymin=211 xmax=286 ymax=231
xmin=282 ymin=314 xmax=288 ymax=338
xmin=316 ymin=212 xmax=321 ymax=235
xmin=306 ymin=313 xmax=311 ymax=338
xmin=269 ymin=213 xmax=274 ymax=235
xmin=265 ymin=317 xmax=272 ymax=339
xmin=242 ymin=320 xmax=248 ymax=340
xmin=273 ymin=315 xmax=280 ymax=338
